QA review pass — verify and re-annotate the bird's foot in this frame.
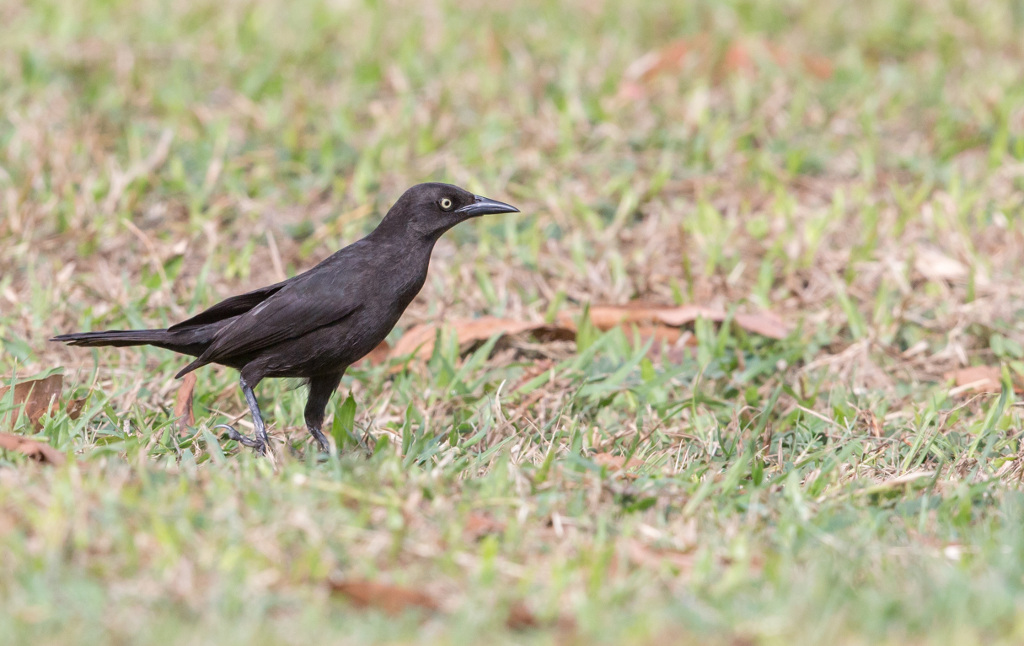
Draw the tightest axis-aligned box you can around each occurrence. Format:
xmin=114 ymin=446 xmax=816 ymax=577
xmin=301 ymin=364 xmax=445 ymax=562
xmin=213 ymin=424 xmax=267 ymax=455
xmin=309 ymin=427 xmax=331 ymax=453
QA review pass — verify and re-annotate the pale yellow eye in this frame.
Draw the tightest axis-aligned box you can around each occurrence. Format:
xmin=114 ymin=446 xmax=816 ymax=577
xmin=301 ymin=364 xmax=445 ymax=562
xmin=439 ymin=198 xmax=453 ymax=211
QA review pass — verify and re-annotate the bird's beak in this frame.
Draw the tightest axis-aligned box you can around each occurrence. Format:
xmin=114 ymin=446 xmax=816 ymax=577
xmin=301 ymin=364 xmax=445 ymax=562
xmin=455 ymin=195 xmax=520 ymax=217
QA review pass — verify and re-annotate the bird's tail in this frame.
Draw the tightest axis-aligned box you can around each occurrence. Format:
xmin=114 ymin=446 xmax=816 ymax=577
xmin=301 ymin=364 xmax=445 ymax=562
xmin=51 ymin=329 xmax=171 ymax=348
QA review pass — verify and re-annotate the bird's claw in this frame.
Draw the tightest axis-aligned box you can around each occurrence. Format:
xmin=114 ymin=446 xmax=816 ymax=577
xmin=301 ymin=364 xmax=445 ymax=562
xmin=309 ymin=428 xmax=331 ymax=453
xmin=213 ymin=424 xmax=266 ymax=455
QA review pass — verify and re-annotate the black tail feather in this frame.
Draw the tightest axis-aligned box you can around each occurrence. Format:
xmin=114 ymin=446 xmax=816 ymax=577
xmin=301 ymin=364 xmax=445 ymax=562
xmin=174 ymin=356 xmax=209 ymax=379
xmin=51 ymin=329 xmax=170 ymax=348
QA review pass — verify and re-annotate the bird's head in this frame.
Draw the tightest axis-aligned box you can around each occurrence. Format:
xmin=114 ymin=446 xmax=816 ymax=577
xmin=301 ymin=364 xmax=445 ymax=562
xmin=377 ymin=182 xmax=520 ymax=240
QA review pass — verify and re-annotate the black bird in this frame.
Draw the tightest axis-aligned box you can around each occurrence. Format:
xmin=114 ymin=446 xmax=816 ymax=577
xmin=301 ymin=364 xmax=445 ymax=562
xmin=52 ymin=183 xmax=519 ymax=455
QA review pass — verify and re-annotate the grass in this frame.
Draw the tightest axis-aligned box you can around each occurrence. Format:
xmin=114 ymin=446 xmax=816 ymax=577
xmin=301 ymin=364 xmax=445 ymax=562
xmin=3 ymin=0 xmax=1024 ymax=643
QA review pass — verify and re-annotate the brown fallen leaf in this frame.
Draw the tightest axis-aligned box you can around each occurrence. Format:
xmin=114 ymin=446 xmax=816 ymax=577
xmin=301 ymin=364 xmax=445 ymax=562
xmin=593 ymin=452 xmax=645 ymax=477
xmin=509 ymin=359 xmax=556 ymax=392
xmin=66 ymin=397 xmax=86 ymax=421
xmin=724 ymin=41 xmax=754 ymax=74
xmin=386 ymin=302 xmax=787 ymax=365
xmin=328 ymin=578 xmax=440 ymax=616
xmin=587 ymin=318 xmax=695 ymax=360
xmin=174 ymin=372 xmax=197 ymax=432
xmin=505 ymin=601 xmax=577 ymax=634
xmin=861 ymin=410 xmax=884 ymax=439
xmin=944 ymin=365 xmax=1020 ymax=394
xmin=0 ymin=373 xmax=64 ymax=429
xmin=915 ymin=248 xmax=968 ymax=283
xmin=624 ymin=323 xmax=686 ymax=346
xmin=0 ymin=432 xmax=66 ymax=465
xmin=359 ymin=340 xmax=391 ymax=366
xmin=619 ymin=36 xmax=832 ymax=99
xmin=624 ymin=540 xmax=697 ymax=573
xmin=570 ymin=303 xmax=717 ymax=330
xmin=464 ymin=512 xmax=506 ymax=541
xmin=390 ymin=318 xmax=572 ymax=360
xmin=618 ymin=37 xmax=703 ymax=99
xmin=798 ymin=52 xmax=835 ymax=80
xmin=506 ymin=602 xmax=540 ymax=631
xmin=564 ymin=303 xmax=791 ymax=340
xmin=763 ymin=42 xmax=834 ymax=79
xmin=734 ymin=312 xmax=791 ymax=340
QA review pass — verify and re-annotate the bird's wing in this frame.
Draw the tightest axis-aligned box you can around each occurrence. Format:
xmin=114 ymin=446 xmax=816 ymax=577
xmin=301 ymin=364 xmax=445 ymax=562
xmin=168 ymin=280 xmax=290 ymax=331
xmin=186 ymin=269 xmax=360 ymax=367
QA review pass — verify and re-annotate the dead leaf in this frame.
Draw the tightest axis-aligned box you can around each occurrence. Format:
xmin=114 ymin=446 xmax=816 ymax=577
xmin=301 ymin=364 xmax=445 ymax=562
xmin=386 ymin=302 xmax=787 ymax=366
xmin=944 ymin=365 xmax=1018 ymax=394
xmin=593 ymin=452 xmax=644 ymax=477
xmin=734 ymin=312 xmax=791 ymax=340
xmin=599 ymin=322 xmax=692 ymax=359
xmin=619 ymin=37 xmax=832 ymax=98
xmin=0 ymin=432 xmax=66 ymax=465
xmin=621 ymin=38 xmax=702 ymax=87
xmin=0 ymin=373 xmax=64 ymax=429
xmin=915 ymin=248 xmax=968 ymax=282
xmin=861 ymin=410 xmax=884 ymax=439
xmin=629 ymin=323 xmax=685 ymax=343
xmin=174 ymin=372 xmax=197 ymax=432
xmin=464 ymin=513 xmax=506 ymax=540
xmin=66 ymin=398 xmax=86 ymax=421
xmin=328 ymin=578 xmax=440 ymax=616
xmin=505 ymin=606 xmax=540 ymax=630
xmin=505 ymin=602 xmax=540 ymax=631
xmin=504 ymin=601 xmax=576 ymax=633
xmin=723 ymin=41 xmax=754 ymax=75
xmin=624 ymin=540 xmax=697 ymax=572
xmin=360 ymin=340 xmax=391 ymax=366
xmin=565 ymin=303 xmax=791 ymax=340
xmin=799 ymin=53 xmax=835 ymax=80
xmin=390 ymin=318 xmax=572 ymax=360
xmin=390 ymin=324 xmax=439 ymax=359
xmin=763 ymin=42 xmax=834 ymax=79
xmin=510 ymin=359 xmax=556 ymax=392
xmin=570 ymin=303 xmax=716 ymax=330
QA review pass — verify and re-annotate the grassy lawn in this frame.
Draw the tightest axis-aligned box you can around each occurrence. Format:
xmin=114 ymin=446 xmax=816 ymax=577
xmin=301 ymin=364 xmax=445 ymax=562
xmin=3 ymin=0 xmax=1024 ymax=643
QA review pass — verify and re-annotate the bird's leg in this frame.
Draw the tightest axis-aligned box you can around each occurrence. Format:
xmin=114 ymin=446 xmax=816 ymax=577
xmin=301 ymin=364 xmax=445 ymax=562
xmin=215 ymin=375 xmax=269 ymax=455
xmin=304 ymin=372 xmax=344 ymax=453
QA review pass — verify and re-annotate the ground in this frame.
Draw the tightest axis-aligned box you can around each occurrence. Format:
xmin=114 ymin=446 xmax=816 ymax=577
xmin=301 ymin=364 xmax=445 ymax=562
xmin=2 ymin=0 xmax=1024 ymax=644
